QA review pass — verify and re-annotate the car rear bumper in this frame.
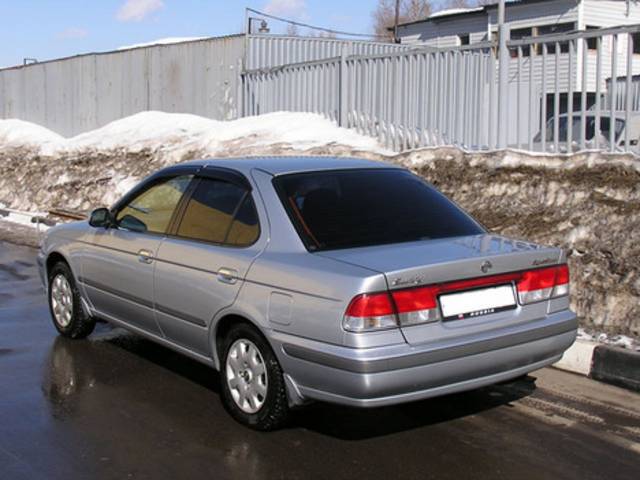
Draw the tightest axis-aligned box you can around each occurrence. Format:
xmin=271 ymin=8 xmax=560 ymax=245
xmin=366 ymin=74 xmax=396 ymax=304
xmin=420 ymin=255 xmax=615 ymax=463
xmin=271 ymin=309 xmax=577 ymax=408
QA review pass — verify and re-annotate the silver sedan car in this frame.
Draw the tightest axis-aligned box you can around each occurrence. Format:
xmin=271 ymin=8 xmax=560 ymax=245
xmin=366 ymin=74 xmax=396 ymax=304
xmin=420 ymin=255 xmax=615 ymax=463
xmin=38 ymin=156 xmax=577 ymax=430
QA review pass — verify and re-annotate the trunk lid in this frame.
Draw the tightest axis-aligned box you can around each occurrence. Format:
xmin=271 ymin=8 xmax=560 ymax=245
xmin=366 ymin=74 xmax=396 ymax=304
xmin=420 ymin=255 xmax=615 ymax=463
xmin=318 ymin=234 xmax=565 ymax=345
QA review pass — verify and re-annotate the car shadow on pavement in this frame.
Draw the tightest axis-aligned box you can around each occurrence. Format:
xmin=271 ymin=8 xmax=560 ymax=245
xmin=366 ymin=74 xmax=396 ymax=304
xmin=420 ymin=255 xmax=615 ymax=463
xmin=42 ymin=327 xmax=537 ymax=440
xmin=291 ymin=376 xmax=537 ymax=440
xmin=41 ymin=328 xmax=222 ymax=417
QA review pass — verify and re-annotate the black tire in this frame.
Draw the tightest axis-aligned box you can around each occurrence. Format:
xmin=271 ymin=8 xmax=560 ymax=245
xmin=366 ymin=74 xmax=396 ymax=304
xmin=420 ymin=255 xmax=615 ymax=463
xmin=47 ymin=262 xmax=96 ymax=339
xmin=219 ymin=323 xmax=289 ymax=431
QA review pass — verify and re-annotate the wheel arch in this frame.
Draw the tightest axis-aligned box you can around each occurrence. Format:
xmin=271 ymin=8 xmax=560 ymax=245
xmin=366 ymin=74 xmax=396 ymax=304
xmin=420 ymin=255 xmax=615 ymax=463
xmin=211 ymin=312 xmax=270 ymax=370
xmin=46 ymin=251 xmax=70 ymax=279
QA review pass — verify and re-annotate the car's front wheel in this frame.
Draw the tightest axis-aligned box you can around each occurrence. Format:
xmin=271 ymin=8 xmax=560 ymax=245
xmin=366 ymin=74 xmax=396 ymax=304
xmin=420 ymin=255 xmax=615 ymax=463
xmin=48 ymin=262 xmax=96 ymax=339
xmin=220 ymin=323 xmax=289 ymax=430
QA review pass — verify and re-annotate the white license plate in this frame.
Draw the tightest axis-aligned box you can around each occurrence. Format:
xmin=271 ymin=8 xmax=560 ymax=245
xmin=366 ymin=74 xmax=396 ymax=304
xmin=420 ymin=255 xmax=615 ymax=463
xmin=439 ymin=284 xmax=516 ymax=320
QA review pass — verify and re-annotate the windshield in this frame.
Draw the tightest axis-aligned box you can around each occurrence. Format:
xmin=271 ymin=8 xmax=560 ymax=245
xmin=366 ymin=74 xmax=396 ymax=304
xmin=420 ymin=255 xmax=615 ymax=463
xmin=273 ymin=169 xmax=484 ymax=251
xmin=534 ymin=115 xmax=625 ymax=143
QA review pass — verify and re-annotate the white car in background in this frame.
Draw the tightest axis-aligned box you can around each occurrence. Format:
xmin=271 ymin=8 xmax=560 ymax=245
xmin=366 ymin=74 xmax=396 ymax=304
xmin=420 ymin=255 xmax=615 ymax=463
xmin=532 ymin=112 xmax=640 ymax=153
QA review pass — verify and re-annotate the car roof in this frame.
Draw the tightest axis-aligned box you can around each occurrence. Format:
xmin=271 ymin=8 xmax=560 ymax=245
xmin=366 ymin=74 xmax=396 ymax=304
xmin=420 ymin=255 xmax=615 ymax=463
xmin=179 ymin=156 xmax=401 ymax=176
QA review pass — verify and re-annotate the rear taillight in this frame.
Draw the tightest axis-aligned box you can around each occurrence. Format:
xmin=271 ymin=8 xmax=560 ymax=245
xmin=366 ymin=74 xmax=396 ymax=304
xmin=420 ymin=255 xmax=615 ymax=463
xmin=343 ymin=264 xmax=570 ymax=332
xmin=343 ymin=292 xmax=398 ymax=332
xmin=343 ymin=287 xmax=441 ymax=332
xmin=516 ymin=264 xmax=570 ymax=304
xmin=391 ymin=286 xmax=440 ymax=326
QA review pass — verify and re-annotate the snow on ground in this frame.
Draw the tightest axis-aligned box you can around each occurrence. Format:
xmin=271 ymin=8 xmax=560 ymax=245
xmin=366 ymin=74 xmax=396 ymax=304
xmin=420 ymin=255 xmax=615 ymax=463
xmin=578 ymin=328 xmax=640 ymax=351
xmin=117 ymin=37 xmax=208 ymax=50
xmin=0 ymin=202 xmax=50 ymax=233
xmin=0 ymin=111 xmax=389 ymax=160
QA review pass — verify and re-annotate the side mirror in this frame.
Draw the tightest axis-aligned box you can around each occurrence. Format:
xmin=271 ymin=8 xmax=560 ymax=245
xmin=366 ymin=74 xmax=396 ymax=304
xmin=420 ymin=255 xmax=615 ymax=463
xmin=88 ymin=208 xmax=112 ymax=228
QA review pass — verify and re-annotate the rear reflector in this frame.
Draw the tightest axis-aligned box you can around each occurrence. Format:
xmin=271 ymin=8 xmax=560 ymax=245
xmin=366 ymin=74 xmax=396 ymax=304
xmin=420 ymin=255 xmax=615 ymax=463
xmin=343 ymin=264 xmax=570 ymax=332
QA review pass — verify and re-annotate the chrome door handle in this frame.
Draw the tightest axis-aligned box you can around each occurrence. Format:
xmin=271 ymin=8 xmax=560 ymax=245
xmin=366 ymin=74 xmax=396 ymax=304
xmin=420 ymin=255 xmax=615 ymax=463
xmin=137 ymin=249 xmax=154 ymax=264
xmin=217 ymin=267 xmax=238 ymax=285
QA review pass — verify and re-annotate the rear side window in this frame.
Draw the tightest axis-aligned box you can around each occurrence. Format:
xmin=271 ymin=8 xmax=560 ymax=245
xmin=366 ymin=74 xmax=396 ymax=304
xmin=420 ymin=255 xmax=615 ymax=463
xmin=274 ymin=169 xmax=483 ymax=251
xmin=176 ymin=178 xmax=259 ymax=246
xmin=226 ymin=196 xmax=260 ymax=246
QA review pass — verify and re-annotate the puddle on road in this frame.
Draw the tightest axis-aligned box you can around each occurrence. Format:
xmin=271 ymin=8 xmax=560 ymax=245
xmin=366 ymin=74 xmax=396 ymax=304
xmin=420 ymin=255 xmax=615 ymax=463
xmin=0 ymin=241 xmax=43 ymax=308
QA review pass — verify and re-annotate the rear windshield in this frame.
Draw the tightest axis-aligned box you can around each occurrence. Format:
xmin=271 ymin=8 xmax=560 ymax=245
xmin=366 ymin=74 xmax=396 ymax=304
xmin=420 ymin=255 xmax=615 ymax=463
xmin=273 ymin=169 xmax=484 ymax=251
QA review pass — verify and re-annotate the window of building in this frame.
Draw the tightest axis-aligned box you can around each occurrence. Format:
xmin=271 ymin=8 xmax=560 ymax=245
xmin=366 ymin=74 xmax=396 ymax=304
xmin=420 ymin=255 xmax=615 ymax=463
xmin=633 ymin=32 xmax=640 ymax=54
xmin=586 ymin=26 xmax=599 ymax=51
xmin=538 ymin=22 xmax=575 ymax=54
xmin=458 ymin=34 xmax=470 ymax=46
xmin=176 ymin=178 xmax=259 ymax=246
xmin=510 ymin=27 xmax=534 ymax=57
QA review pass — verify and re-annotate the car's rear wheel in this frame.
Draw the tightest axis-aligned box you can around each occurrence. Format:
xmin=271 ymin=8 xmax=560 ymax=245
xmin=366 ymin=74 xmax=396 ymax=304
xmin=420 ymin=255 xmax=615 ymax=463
xmin=48 ymin=262 xmax=95 ymax=339
xmin=220 ymin=323 xmax=289 ymax=430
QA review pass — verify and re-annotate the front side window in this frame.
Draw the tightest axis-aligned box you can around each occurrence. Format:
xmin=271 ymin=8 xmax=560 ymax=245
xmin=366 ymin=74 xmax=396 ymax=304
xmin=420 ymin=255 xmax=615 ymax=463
xmin=176 ymin=178 xmax=259 ymax=246
xmin=274 ymin=169 xmax=484 ymax=251
xmin=116 ymin=175 xmax=192 ymax=234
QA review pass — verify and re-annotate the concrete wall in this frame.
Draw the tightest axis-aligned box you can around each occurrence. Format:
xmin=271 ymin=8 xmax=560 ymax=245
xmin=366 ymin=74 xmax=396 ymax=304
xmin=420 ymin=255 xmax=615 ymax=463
xmin=0 ymin=34 xmax=409 ymax=138
xmin=0 ymin=35 xmax=247 ymax=137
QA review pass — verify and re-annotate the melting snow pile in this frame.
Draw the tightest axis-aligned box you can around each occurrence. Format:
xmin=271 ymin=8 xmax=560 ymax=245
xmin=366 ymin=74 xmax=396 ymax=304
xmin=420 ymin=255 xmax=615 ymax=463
xmin=0 ymin=111 xmax=387 ymax=208
xmin=1 ymin=111 xmax=639 ymax=338
xmin=0 ymin=111 xmax=386 ymax=160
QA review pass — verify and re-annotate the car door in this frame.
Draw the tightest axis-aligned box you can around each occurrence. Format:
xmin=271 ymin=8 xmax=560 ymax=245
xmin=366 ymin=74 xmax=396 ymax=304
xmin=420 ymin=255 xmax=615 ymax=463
xmin=80 ymin=173 xmax=194 ymax=336
xmin=153 ymin=170 xmax=265 ymax=355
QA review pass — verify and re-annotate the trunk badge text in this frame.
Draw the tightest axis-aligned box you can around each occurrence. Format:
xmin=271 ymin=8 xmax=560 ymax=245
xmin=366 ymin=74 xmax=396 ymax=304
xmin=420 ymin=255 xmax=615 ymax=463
xmin=392 ymin=276 xmax=423 ymax=287
xmin=481 ymin=260 xmax=493 ymax=273
xmin=532 ymin=257 xmax=556 ymax=266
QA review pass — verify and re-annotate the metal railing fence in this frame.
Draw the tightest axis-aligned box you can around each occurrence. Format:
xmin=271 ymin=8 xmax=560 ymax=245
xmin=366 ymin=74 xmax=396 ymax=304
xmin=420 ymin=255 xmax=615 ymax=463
xmin=242 ymin=24 xmax=640 ymax=154
xmin=243 ymin=44 xmax=496 ymax=151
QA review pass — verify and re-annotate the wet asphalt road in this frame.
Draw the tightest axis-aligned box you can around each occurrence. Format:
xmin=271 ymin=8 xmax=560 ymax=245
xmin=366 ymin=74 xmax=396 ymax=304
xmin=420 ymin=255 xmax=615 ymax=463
xmin=1 ymin=240 xmax=639 ymax=480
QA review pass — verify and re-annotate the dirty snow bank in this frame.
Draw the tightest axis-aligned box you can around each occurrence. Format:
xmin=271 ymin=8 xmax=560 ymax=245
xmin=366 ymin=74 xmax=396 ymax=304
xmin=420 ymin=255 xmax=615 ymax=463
xmin=578 ymin=328 xmax=640 ymax=351
xmin=0 ymin=114 xmax=639 ymax=337
xmin=401 ymin=147 xmax=640 ymax=337
xmin=0 ymin=111 xmax=388 ymax=209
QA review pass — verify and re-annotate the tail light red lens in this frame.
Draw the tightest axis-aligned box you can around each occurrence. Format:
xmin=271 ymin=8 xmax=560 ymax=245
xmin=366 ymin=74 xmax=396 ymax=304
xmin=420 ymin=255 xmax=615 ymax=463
xmin=392 ymin=286 xmax=437 ymax=312
xmin=516 ymin=264 xmax=570 ymax=304
xmin=343 ymin=264 xmax=570 ymax=332
xmin=390 ymin=286 xmax=439 ymax=326
xmin=343 ymin=292 xmax=397 ymax=332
